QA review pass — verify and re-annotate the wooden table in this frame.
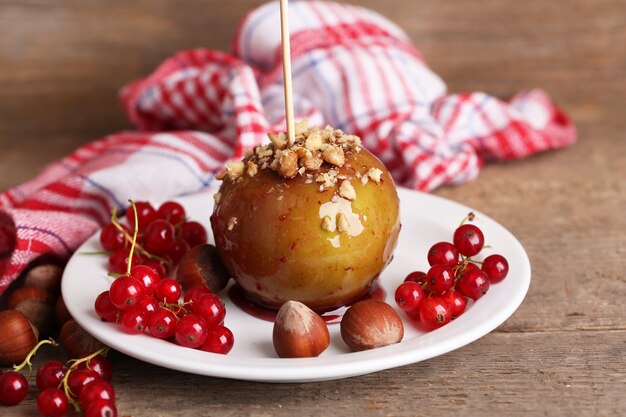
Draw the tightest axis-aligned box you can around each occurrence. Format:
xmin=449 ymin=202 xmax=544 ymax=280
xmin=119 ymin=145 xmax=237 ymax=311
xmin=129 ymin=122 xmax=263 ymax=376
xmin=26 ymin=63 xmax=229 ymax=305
xmin=1 ymin=1 xmax=624 ymax=415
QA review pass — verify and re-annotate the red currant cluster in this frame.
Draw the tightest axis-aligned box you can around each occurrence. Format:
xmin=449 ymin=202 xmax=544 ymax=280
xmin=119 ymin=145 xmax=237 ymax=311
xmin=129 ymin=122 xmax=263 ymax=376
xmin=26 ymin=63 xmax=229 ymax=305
xmin=95 ymin=201 xmax=234 ymax=354
xmin=394 ymin=213 xmax=509 ymax=330
xmin=0 ymin=341 xmax=116 ymax=416
xmin=101 ymin=200 xmax=208 ymax=276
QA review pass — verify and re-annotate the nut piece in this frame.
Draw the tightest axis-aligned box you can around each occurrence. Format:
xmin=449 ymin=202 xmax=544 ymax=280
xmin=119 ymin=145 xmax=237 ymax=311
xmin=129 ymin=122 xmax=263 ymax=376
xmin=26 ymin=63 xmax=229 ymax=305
xmin=246 ymin=161 xmax=258 ymax=177
xmin=340 ymin=300 xmax=404 ymax=351
xmin=367 ymin=168 xmax=383 ymax=183
xmin=273 ymin=300 xmax=330 ymax=358
xmin=339 ymin=180 xmax=356 ymax=201
xmin=278 ymin=150 xmax=298 ymax=178
xmin=268 ymin=132 xmax=287 ymax=150
xmin=302 ymin=155 xmax=323 ymax=171
xmin=322 ymin=145 xmax=345 ymax=167
xmin=227 ymin=217 xmax=238 ymax=231
xmin=304 ymin=130 xmax=323 ymax=152
xmin=336 ymin=213 xmax=349 ymax=233
xmin=176 ymin=244 xmax=230 ymax=293
xmin=321 ymin=215 xmax=336 ymax=232
xmin=225 ymin=161 xmax=245 ymax=180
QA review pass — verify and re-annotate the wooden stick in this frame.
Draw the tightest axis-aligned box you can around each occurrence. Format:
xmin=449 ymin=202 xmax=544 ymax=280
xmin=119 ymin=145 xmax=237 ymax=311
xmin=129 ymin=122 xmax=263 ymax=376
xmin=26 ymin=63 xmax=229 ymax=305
xmin=279 ymin=0 xmax=295 ymax=146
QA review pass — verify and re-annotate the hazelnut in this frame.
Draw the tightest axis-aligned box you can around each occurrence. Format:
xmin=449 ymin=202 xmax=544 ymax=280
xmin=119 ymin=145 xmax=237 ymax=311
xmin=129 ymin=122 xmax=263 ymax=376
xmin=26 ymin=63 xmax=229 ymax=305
xmin=340 ymin=300 xmax=404 ymax=351
xmin=272 ymin=301 xmax=330 ymax=358
xmin=23 ymin=264 xmax=63 ymax=295
xmin=0 ymin=310 xmax=38 ymax=366
xmin=176 ymin=244 xmax=230 ymax=293
xmin=6 ymin=287 xmax=55 ymax=310
xmin=60 ymin=319 xmax=105 ymax=359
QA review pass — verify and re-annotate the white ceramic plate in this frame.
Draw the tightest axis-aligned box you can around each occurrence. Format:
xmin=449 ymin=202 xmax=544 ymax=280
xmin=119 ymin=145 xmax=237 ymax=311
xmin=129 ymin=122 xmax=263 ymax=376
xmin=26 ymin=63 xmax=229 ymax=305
xmin=62 ymin=186 xmax=531 ymax=383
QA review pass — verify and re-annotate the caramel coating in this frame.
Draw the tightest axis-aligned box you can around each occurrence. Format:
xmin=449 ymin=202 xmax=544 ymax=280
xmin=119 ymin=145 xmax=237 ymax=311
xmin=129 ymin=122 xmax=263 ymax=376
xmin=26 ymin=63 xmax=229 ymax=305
xmin=211 ymin=147 xmax=400 ymax=311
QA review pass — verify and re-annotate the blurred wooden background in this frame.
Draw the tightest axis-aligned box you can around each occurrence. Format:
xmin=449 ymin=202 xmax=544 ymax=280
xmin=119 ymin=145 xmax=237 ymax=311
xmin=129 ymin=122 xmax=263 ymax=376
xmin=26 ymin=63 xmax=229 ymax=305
xmin=0 ymin=1 xmax=624 ymax=417
xmin=0 ymin=0 xmax=624 ymax=188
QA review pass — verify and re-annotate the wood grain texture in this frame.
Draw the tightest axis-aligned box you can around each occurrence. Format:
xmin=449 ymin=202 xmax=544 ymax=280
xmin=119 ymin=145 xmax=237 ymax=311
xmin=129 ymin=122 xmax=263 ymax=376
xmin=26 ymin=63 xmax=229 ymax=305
xmin=0 ymin=0 xmax=624 ymax=416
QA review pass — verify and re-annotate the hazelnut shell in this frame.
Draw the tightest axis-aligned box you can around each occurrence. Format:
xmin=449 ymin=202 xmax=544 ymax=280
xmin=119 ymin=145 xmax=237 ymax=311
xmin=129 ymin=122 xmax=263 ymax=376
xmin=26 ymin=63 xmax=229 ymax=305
xmin=24 ymin=264 xmax=63 ymax=295
xmin=340 ymin=299 xmax=404 ymax=351
xmin=176 ymin=244 xmax=230 ymax=293
xmin=272 ymin=300 xmax=330 ymax=358
xmin=6 ymin=286 xmax=55 ymax=310
xmin=60 ymin=319 xmax=105 ymax=358
xmin=0 ymin=310 xmax=39 ymax=366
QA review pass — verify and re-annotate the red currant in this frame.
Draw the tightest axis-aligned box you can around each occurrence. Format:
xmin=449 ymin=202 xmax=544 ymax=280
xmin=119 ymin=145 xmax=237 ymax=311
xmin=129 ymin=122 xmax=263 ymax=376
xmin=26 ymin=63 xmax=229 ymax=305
xmin=155 ymin=278 xmax=182 ymax=303
xmin=482 ymin=254 xmax=509 ymax=283
xmin=425 ymin=264 xmax=455 ymax=294
xmin=403 ymin=271 xmax=426 ymax=285
xmin=167 ymin=238 xmax=190 ymax=266
xmin=134 ymin=296 xmax=159 ymax=318
xmin=100 ymin=224 xmax=128 ymax=252
xmin=427 ymin=242 xmax=459 ymax=267
xmin=141 ymin=259 xmax=168 ymax=278
xmin=120 ymin=308 xmax=147 ymax=334
xmin=453 ymin=224 xmax=485 ymax=257
xmin=147 ymin=309 xmax=177 ymax=339
xmin=109 ymin=276 xmax=145 ymax=311
xmin=95 ymin=291 xmax=119 ymax=322
xmin=180 ymin=221 xmax=208 ymax=248
xmin=394 ymin=282 xmax=426 ymax=313
xmin=193 ymin=293 xmax=226 ymax=327
xmin=157 ymin=201 xmax=186 ymax=225
xmin=36 ymin=360 xmax=67 ymax=391
xmin=108 ymin=249 xmax=140 ymax=275
xmin=442 ymin=291 xmax=468 ymax=318
xmin=455 ymin=261 xmax=479 ymax=279
xmin=79 ymin=379 xmax=115 ymax=408
xmin=200 ymin=325 xmax=234 ymax=354
xmin=85 ymin=399 xmax=118 ymax=417
xmin=37 ymin=387 xmax=69 ymax=417
xmin=0 ymin=371 xmax=29 ymax=405
xmin=419 ymin=296 xmax=452 ymax=330
xmin=144 ymin=220 xmax=176 ymax=254
xmin=125 ymin=201 xmax=157 ymax=231
xmin=130 ymin=265 xmax=161 ymax=295
xmin=184 ymin=285 xmax=212 ymax=305
xmin=78 ymin=355 xmax=112 ymax=381
xmin=458 ymin=269 xmax=490 ymax=300
xmin=175 ymin=314 xmax=208 ymax=348
xmin=67 ymin=369 xmax=100 ymax=398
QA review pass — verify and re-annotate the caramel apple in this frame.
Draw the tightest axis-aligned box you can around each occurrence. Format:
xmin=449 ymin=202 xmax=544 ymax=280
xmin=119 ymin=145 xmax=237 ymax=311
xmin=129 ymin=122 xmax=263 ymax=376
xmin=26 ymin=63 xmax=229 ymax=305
xmin=211 ymin=121 xmax=400 ymax=311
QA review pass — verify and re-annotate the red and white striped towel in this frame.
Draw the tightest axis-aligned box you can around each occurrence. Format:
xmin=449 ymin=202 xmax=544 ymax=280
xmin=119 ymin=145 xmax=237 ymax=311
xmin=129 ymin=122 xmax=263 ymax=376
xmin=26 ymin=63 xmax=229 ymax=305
xmin=0 ymin=1 xmax=575 ymax=293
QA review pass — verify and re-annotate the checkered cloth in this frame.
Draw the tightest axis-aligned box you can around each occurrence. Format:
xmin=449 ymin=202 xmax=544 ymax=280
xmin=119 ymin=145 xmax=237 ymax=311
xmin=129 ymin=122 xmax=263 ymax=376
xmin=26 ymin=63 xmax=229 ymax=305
xmin=0 ymin=1 xmax=575 ymax=293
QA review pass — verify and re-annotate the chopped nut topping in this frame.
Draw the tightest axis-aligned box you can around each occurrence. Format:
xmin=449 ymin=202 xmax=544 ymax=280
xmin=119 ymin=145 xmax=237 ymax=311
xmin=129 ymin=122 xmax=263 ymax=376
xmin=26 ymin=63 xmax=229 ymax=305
xmin=268 ymin=132 xmax=287 ymax=150
xmin=339 ymin=180 xmax=356 ymax=200
xmin=278 ymin=150 xmax=298 ymax=178
xmin=367 ymin=167 xmax=383 ymax=183
xmin=336 ymin=213 xmax=349 ymax=233
xmin=304 ymin=130 xmax=323 ymax=152
xmin=321 ymin=215 xmax=336 ymax=232
xmin=213 ymin=192 xmax=222 ymax=203
xmin=225 ymin=161 xmax=244 ymax=180
xmin=215 ymin=170 xmax=226 ymax=180
xmin=321 ymin=145 xmax=345 ymax=167
xmin=216 ymin=120 xmax=381 ymax=201
xmin=227 ymin=217 xmax=238 ymax=231
xmin=302 ymin=155 xmax=323 ymax=171
xmin=295 ymin=119 xmax=309 ymax=136
xmin=246 ymin=161 xmax=258 ymax=177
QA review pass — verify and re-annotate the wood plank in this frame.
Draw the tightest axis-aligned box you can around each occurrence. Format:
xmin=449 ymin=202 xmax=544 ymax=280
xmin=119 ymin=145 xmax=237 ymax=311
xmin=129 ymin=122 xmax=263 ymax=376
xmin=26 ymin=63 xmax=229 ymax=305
xmin=6 ymin=330 xmax=625 ymax=416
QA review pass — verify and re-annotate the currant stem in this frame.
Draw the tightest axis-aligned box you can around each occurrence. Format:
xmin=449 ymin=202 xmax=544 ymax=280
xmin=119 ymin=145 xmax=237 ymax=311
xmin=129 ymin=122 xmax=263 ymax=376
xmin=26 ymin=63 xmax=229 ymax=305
xmin=459 ymin=212 xmax=476 ymax=226
xmin=61 ymin=346 xmax=110 ymax=412
xmin=126 ymin=199 xmax=139 ymax=276
xmin=12 ymin=338 xmax=57 ymax=373
xmin=109 ymin=207 xmax=172 ymax=267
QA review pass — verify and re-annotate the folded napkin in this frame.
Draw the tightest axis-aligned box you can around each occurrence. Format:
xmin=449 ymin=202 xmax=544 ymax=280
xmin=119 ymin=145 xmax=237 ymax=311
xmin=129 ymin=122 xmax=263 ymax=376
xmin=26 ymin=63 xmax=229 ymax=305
xmin=0 ymin=0 xmax=575 ymax=293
